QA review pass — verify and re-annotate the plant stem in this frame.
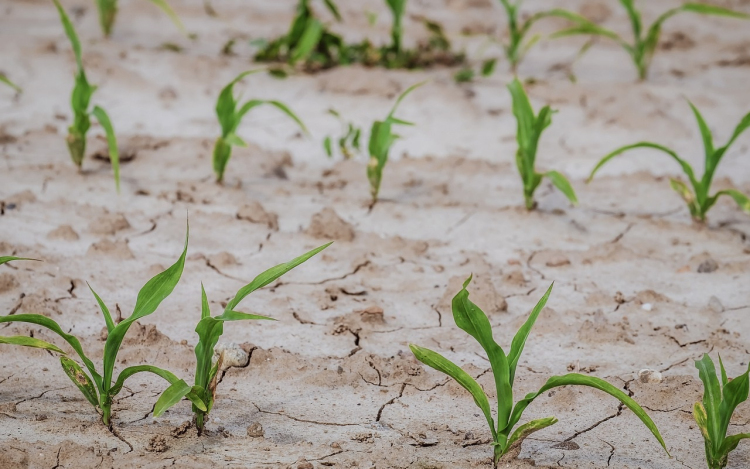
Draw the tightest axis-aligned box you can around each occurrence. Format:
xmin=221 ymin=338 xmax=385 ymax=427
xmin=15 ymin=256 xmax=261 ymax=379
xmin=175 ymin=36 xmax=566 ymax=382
xmin=493 ymin=445 xmax=503 ymax=467
xmin=66 ymin=131 xmax=86 ymax=168
xmin=195 ymin=412 xmax=205 ymax=436
xmin=101 ymin=401 xmax=112 ymax=427
xmin=524 ymin=192 xmax=535 ymax=210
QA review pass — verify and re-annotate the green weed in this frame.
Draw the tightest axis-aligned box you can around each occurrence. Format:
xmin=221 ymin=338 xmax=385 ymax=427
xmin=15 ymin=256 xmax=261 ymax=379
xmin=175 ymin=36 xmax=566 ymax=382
xmin=53 ymin=0 xmax=121 ymax=192
xmin=508 ymin=78 xmax=577 ymax=210
xmin=367 ymin=81 xmax=425 ymax=204
xmin=410 ymin=276 xmax=669 ymax=465
xmin=550 ymin=1 xmax=749 ymax=80
xmin=0 ymin=223 xmax=201 ymax=427
xmin=588 ymin=101 xmax=750 ymax=222
xmin=212 ymin=70 xmax=307 ymax=183
xmin=694 ymin=354 xmax=750 ymax=469
xmin=153 ymin=243 xmax=331 ymax=434
xmin=95 ymin=0 xmax=185 ymax=38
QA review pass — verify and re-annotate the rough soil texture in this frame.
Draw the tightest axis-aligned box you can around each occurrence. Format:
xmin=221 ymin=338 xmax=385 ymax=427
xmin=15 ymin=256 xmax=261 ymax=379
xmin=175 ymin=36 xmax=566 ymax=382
xmin=2 ymin=0 xmax=750 ymax=468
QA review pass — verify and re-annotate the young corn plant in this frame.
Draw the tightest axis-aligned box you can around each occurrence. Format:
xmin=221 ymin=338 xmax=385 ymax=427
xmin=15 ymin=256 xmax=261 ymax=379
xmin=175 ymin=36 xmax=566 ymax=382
xmin=54 ymin=0 xmax=121 ymax=192
xmin=410 ymin=276 xmax=669 ymax=466
xmin=497 ymin=1 xmax=591 ymax=71
xmin=212 ymin=70 xmax=307 ymax=183
xmin=588 ymin=102 xmax=750 ymax=222
xmin=508 ymin=78 xmax=577 ymax=210
xmin=95 ymin=0 xmax=185 ymax=38
xmin=385 ymin=0 xmax=406 ymax=54
xmin=254 ymin=0 xmax=346 ymax=71
xmin=550 ymin=1 xmax=750 ymax=80
xmin=0 ymin=224 xmax=204 ymax=427
xmin=367 ymin=81 xmax=425 ymax=204
xmin=323 ymin=109 xmax=361 ymax=159
xmin=694 ymin=354 xmax=750 ymax=469
xmin=152 ymin=243 xmax=331 ymax=434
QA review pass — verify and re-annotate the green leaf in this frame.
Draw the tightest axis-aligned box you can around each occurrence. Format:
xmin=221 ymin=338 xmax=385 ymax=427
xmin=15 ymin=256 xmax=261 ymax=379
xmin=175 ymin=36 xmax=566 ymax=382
xmin=696 ymin=354 xmax=722 ymax=446
xmin=409 ymin=344 xmax=495 ymax=438
xmin=109 ymin=364 xmax=180 ymax=397
xmin=0 ymin=314 xmax=100 ymax=387
xmin=217 ymin=310 xmax=275 ymax=322
xmin=719 ymin=111 xmax=750 ymax=154
xmin=720 ymin=432 xmax=750 ymax=455
xmin=717 ymin=361 xmax=750 ymax=442
xmin=711 ymin=189 xmax=750 ymax=214
xmin=267 ymin=100 xmax=308 ymax=134
xmin=618 ymin=0 xmax=642 ymax=40
xmin=669 ymin=178 xmax=696 ymax=206
xmin=222 ymin=243 xmax=330 ymax=313
xmin=194 ymin=316 xmax=224 ymax=391
xmin=0 ymin=257 xmax=39 ymax=266
xmin=452 ymin=276 xmax=512 ymax=433
xmin=387 ymin=81 xmax=427 ymax=120
xmin=60 ymin=356 xmax=100 ymax=407
xmin=153 ymin=379 xmax=207 ymax=417
xmin=223 ymin=133 xmax=247 ymax=147
xmin=481 ymin=58 xmax=497 ymax=77
xmin=681 ymin=3 xmax=750 ymax=20
xmin=290 ymin=18 xmax=323 ymax=64
xmin=507 ymin=283 xmax=553 ymax=386
xmin=506 ymin=416 xmax=558 ymax=449
xmin=544 ymin=171 xmax=578 ymax=205
xmin=508 ymin=373 xmax=669 ymax=456
xmin=687 ymin=101 xmax=714 ymax=165
xmin=88 ymin=283 xmax=115 ymax=333
xmin=322 ymin=0 xmax=342 ymax=21
xmin=201 ymin=283 xmax=210 ymax=320
xmin=146 ymin=0 xmax=187 ymax=34
xmin=53 ymin=0 xmax=84 ymax=72
xmin=102 ymin=222 xmax=189 ymax=393
xmin=0 ymin=74 xmax=21 ymax=93
xmin=324 ymin=136 xmax=333 ymax=157
xmin=693 ymin=401 xmax=711 ymax=444
xmin=718 ymin=355 xmax=729 ymax=388
xmin=91 ymin=106 xmax=120 ymax=193
xmin=588 ymin=142 xmax=699 ymax=191
xmin=0 ymin=335 xmax=65 ymax=354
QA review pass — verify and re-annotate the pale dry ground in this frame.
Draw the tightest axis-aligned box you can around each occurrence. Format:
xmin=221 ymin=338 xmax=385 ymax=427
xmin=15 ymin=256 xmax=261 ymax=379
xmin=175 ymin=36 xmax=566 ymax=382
xmin=1 ymin=0 xmax=750 ymax=468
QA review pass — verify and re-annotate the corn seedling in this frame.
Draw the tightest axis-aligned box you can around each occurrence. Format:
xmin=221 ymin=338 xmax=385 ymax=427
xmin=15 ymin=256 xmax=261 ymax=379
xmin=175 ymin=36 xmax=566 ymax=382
xmin=0 ymin=256 xmax=39 ymax=267
xmin=508 ymin=78 xmax=577 ymax=210
xmin=497 ymin=1 xmax=592 ymax=72
xmin=0 ymin=223 xmax=203 ymax=427
xmin=550 ymin=1 xmax=749 ymax=80
xmin=367 ymin=81 xmax=424 ymax=204
xmin=153 ymin=243 xmax=331 ymax=434
xmin=212 ymin=70 xmax=307 ymax=183
xmin=53 ymin=0 xmax=120 ymax=192
xmin=95 ymin=0 xmax=185 ymax=38
xmin=694 ymin=354 xmax=750 ymax=469
xmin=589 ymin=102 xmax=750 ymax=222
xmin=0 ymin=74 xmax=21 ymax=93
xmin=254 ymin=0 xmax=346 ymax=72
xmin=410 ymin=276 xmax=669 ymax=465
xmin=324 ymin=109 xmax=361 ymax=159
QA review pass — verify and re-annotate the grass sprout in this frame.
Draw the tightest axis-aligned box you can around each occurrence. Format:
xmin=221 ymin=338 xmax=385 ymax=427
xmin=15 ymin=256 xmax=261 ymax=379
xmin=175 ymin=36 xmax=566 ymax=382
xmin=95 ymin=0 xmax=185 ymax=38
xmin=213 ymin=70 xmax=307 ymax=183
xmin=0 ymin=222 xmax=200 ymax=427
xmin=508 ymin=78 xmax=577 ymax=210
xmin=54 ymin=0 xmax=121 ymax=192
xmin=410 ymin=276 xmax=669 ymax=465
xmin=550 ymin=1 xmax=750 ymax=80
xmin=367 ymin=81 xmax=425 ymax=204
xmin=153 ymin=243 xmax=331 ymax=434
xmin=694 ymin=354 xmax=750 ymax=469
xmin=588 ymin=101 xmax=750 ymax=222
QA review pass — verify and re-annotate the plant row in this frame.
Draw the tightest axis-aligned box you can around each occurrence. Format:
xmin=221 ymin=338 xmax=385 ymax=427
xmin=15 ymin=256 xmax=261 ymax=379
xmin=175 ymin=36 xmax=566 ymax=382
xmin=1 ymin=238 xmax=749 ymax=468
xmin=2 ymin=1 xmax=749 ymax=222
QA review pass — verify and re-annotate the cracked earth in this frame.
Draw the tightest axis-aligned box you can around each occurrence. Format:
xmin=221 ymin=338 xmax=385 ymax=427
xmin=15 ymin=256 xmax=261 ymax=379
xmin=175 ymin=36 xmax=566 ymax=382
xmin=1 ymin=0 xmax=750 ymax=467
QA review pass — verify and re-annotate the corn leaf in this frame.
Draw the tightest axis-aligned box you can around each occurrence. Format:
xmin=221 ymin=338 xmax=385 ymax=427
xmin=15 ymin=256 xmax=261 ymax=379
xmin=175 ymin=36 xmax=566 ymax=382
xmin=223 ymin=243 xmax=331 ymax=313
xmin=711 ymin=189 xmax=750 ymax=214
xmin=618 ymin=0 xmax=642 ymax=40
xmin=0 ymin=336 xmax=65 ymax=354
xmin=102 ymin=222 xmax=188 ymax=392
xmin=506 ymin=416 xmax=558 ymax=449
xmin=452 ymin=276 xmax=513 ymax=433
xmin=682 ymin=3 xmax=750 ymax=19
xmin=409 ymin=344 xmax=496 ymax=438
xmin=291 ymin=18 xmax=323 ymax=64
xmin=508 ymin=373 xmax=669 ymax=455
xmin=60 ymin=356 xmax=100 ymax=407
xmin=387 ymin=81 xmax=427 ymax=120
xmin=696 ymin=354 xmax=723 ymax=445
xmin=544 ymin=171 xmax=578 ymax=205
xmin=720 ymin=433 xmax=750 ymax=455
xmin=153 ymin=379 xmax=207 ymax=417
xmin=687 ymin=101 xmax=714 ymax=163
xmin=507 ymin=283 xmax=553 ymax=386
xmin=147 ymin=0 xmax=186 ymax=34
xmin=0 ymin=257 xmax=39 ymax=266
xmin=91 ymin=106 xmax=120 ymax=192
xmin=53 ymin=0 xmax=83 ymax=72
xmin=717 ymin=362 xmax=750 ymax=439
xmin=88 ymin=283 xmax=115 ymax=334
xmin=0 ymin=314 xmax=100 ymax=387
xmin=693 ymin=401 xmax=711 ymax=443
xmin=0 ymin=75 xmax=21 ymax=93
xmin=266 ymin=100 xmax=309 ymax=134
xmin=322 ymin=0 xmax=342 ymax=21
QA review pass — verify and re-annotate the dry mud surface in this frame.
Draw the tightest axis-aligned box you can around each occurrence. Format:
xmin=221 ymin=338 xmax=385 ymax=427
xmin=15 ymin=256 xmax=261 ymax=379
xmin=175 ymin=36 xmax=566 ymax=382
xmin=2 ymin=0 xmax=750 ymax=468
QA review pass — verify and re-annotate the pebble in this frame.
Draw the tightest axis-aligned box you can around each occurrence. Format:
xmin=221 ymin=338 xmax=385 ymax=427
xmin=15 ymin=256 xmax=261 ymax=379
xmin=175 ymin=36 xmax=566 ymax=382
xmin=247 ymin=422 xmax=264 ymax=438
xmin=697 ymin=258 xmax=719 ymax=273
xmin=708 ymin=296 xmax=724 ymax=313
xmin=638 ymin=369 xmax=663 ymax=383
xmin=641 ymin=303 xmax=653 ymax=312
xmin=213 ymin=342 xmax=249 ymax=368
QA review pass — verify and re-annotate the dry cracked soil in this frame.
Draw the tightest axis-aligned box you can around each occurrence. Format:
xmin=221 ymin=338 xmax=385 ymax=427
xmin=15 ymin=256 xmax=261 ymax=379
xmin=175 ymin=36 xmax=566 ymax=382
xmin=1 ymin=0 xmax=750 ymax=468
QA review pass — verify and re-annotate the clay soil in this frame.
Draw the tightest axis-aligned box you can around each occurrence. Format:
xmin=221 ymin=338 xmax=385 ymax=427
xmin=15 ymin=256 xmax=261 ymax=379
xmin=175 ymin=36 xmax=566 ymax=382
xmin=1 ymin=0 xmax=750 ymax=467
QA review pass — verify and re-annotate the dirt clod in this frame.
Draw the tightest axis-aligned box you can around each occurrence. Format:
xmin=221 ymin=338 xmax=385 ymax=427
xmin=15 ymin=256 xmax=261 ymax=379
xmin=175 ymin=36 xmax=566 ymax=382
xmin=46 ymin=225 xmax=79 ymax=240
xmin=306 ymin=207 xmax=355 ymax=241
xmin=697 ymin=258 xmax=719 ymax=273
xmin=247 ymin=422 xmax=264 ymax=438
xmin=146 ymin=435 xmax=168 ymax=453
xmin=237 ymin=201 xmax=279 ymax=231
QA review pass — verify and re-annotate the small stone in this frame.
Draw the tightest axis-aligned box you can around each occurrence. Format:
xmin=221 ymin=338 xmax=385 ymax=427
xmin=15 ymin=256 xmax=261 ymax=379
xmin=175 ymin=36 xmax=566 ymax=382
xmin=247 ymin=422 xmax=264 ymax=438
xmin=641 ymin=303 xmax=653 ymax=312
xmin=213 ymin=342 xmax=249 ymax=369
xmin=708 ymin=296 xmax=724 ymax=314
xmin=638 ymin=369 xmax=663 ymax=384
xmin=614 ymin=291 xmax=625 ymax=304
xmin=697 ymin=259 xmax=719 ymax=273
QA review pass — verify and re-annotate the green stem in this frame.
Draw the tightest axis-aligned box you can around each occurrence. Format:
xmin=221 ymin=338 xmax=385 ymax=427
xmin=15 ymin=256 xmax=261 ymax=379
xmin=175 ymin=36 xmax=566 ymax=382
xmin=195 ymin=412 xmax=205 ymax=435
xmin=524 ymin=192 xmax=536 ymax=210
xmin=101 ymin=399 xmax=112 ymax=427
xmin=66 ymin=131 xmax=86 ymax=168
xmin=493 ymin=444 xmax=503 ymax=467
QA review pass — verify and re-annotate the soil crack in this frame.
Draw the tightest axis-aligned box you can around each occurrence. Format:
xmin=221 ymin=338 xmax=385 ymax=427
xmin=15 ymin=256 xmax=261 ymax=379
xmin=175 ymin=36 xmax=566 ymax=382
xmin=252 ymin=403 xmax=360 ymax=427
